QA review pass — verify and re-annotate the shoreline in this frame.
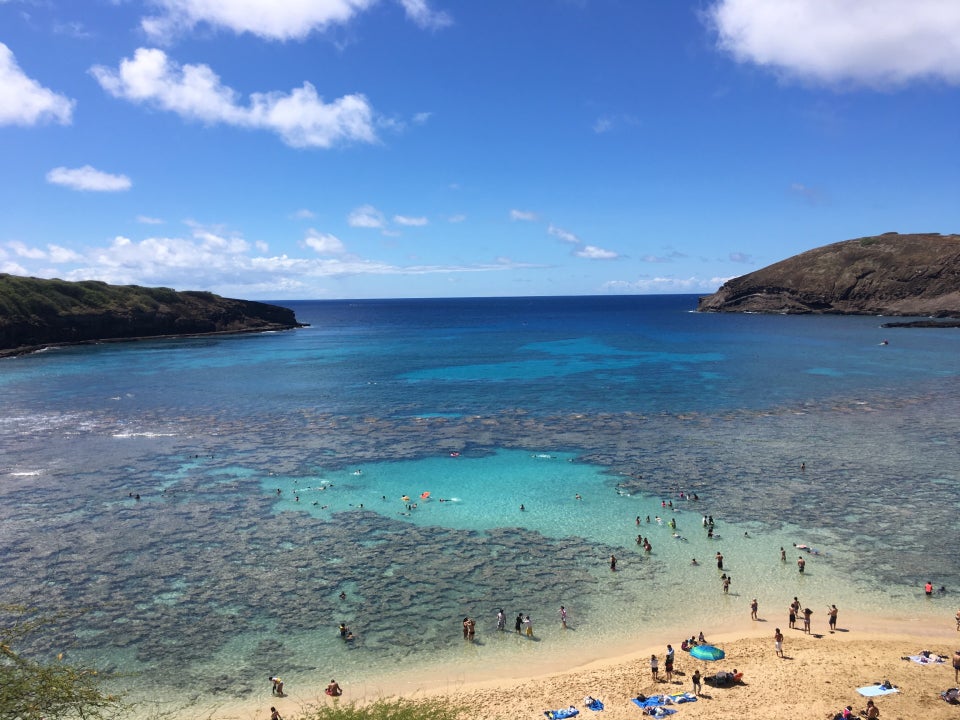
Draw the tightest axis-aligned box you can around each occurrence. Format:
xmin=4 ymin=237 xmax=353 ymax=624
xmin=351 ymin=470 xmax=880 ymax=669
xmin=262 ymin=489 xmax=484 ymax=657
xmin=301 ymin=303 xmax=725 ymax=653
xmin=148 ymin=609 xmax=960 ymax=720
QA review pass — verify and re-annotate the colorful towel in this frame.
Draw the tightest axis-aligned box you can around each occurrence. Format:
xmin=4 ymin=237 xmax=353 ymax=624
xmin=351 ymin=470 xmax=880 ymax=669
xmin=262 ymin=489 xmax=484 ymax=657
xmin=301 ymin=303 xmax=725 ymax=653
xmin=631 ymin=695 xmax=668 ymax=709
xmin=638 ymin=707 xmax=676 ymax=718
xmin=545 ymin=708 xmax=579 ymax=719
xmin=586 ymin=699 xmax=604 ymax=711
xmin=856 ymin=685 xmax=899 ymax=697
xmin=907 ymin=654 xmax=944 ymax=664
xmin=668 ymin=692 xmax=698 ymax=703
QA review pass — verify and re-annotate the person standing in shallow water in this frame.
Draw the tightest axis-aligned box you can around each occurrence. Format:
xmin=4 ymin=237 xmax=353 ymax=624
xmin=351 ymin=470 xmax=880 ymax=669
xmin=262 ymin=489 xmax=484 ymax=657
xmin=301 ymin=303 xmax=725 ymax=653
xmin=715 ymin=551 xmax=724 ymax=570
xmin=610 ymin=554 xmax=617 ymax=571
xmin=497 ymin=608 xmax=506 ymax=631
xmin=515 ymin=613 xmax=523 ymax=634
xmin=559 ymin=605 xmax=567 ymax=629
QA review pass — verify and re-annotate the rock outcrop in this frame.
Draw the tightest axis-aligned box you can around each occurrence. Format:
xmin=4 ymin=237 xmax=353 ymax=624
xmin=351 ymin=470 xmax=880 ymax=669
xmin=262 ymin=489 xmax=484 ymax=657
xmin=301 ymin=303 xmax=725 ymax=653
xmin=697 ymin=232 xmax=960 ymax=316
xmin=0 ymin=275 xmax=305 ymax=356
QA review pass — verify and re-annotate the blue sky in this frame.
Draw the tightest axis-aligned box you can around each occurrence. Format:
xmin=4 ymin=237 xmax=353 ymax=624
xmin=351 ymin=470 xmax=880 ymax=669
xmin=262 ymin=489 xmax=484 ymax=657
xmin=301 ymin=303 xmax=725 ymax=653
xmin=1 ymin=0 xmax=958 ymax=300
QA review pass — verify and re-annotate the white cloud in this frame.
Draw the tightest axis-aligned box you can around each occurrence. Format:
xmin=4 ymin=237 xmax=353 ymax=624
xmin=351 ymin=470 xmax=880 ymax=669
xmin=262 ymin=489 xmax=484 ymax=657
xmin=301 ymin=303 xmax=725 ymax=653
xmin=510 ymin=209 xmax=538 ymax=221
xmin=397 ymin=0 xmax=452 ymax=29
xmin=448 ymin=214 xmax=466 ymax=223
xmin=91 ymin=48 xmax=377 ymax=149
xmin=412 ymin=111 xmax=432 ymax=124
xmin=6 ymin=240 xmax=82 ymax=263
xmin=292 ymin=208 xmax=315 ymax=219
xmin=603 ymin=276 xmax=718 ymax=293
xmin=576 ymin=244 xmax=619 ymax=260
xmin=137 ymin=215 xmax=165 ymax=225
xmin=547 ymin=224 xmax=580 ymax=244
xmin=0 ymin=42 xmax=74 ymax=126
xmin=8 ymin=241 xmax=46 ymax=260
xmin=46 ymin=165 xmax=132 ymax=192
xmin=709 ymin=0 xmax=960 ymax=86
xmin=142 ymin=0 xmax=449 ymax=41
xmin=348 ymin=204 xmax=386 ymax=228
xmin=304 ymin=229 xmax=346 ymax=255
xmin=593 ymin=117 xmax=613 ymax=134
xmin=393 ymin=215 xmax=428 ymax=226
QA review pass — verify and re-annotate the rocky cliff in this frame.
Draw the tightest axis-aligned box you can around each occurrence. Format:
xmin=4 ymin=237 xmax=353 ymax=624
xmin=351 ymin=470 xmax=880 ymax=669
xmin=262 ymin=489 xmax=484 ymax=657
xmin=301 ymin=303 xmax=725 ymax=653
xmin=0 ymin=275 xmax=305 ymax=356
xmin=697 ymin=232 xmax=960 ymax=316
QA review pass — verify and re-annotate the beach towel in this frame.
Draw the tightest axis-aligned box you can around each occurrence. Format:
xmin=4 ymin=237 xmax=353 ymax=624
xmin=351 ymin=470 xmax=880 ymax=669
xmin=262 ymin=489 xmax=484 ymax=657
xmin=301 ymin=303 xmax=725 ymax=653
xmin=940 ymin=688 xmax=959 ymax=704
xmin=545 ymin=707 xmax=579 ymax=719
xmin=632 ymin=695 xmax=668 ymax=709
xmin=857 ymin=684 xmax=899 ymax=697
xmin=668 ymin=692 xmax=698 ymax=703
xmin=906 ymin=654 xmax=944 ymax=664
xmin=639 ymin=708 xmax=676 ymax=718
xmin=585 ymin=698 xmax=604 ymax=711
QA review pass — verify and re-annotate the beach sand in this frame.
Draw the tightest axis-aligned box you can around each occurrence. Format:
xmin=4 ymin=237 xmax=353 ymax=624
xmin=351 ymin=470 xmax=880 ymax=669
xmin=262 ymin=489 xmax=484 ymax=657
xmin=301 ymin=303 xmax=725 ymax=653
xmin=209 ymin=612 xmax=960 ymax=720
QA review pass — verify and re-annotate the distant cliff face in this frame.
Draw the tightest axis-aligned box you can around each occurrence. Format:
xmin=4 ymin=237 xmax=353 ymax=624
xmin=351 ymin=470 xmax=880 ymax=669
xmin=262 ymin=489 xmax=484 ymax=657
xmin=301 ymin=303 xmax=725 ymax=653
xmin=697 ymin=233 xmax=960 ymax=317
xmin=0 ymin=275 xmax=305 ymax=356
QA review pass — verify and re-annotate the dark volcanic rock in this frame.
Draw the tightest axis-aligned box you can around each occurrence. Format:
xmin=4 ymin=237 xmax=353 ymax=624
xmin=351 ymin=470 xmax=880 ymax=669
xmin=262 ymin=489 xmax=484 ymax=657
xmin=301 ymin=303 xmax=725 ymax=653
xmin=697 ymin=232 xmax=960 ymax=316
xmin=0 ymin=274 xmax=305 ymax=355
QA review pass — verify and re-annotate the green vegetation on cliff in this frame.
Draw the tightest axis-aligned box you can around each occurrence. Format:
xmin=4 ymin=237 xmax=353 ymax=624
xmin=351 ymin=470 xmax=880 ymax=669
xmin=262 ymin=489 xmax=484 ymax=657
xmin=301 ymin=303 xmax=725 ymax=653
xmin=0 ymin=274 xmax=303 ymax=356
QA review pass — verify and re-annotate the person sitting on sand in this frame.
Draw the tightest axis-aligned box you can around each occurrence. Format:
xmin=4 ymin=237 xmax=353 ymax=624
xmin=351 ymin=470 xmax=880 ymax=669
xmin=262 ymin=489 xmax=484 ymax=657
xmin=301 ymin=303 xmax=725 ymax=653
xmin=861 ymin=699 xmax=879 ymax=718
xmin=325 ymin=679 xmax=342 ymax=697
xmin=270 ymin=707 xmax=282 ymax=720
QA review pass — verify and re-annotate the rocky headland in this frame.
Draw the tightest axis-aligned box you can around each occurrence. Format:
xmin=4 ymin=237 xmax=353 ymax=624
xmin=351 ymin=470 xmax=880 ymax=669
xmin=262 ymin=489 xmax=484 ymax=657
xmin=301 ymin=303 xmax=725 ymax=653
xmin=0 ymin=274 xmax=305 ymax=357
xmin=697 ymin=232 xmax=960 ymax=318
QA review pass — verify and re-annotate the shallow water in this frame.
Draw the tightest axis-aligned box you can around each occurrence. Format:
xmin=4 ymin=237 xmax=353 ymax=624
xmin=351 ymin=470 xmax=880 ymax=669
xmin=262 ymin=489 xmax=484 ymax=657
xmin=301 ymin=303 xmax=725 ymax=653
xmin=1 ymin=295 xmax=958 ymax=708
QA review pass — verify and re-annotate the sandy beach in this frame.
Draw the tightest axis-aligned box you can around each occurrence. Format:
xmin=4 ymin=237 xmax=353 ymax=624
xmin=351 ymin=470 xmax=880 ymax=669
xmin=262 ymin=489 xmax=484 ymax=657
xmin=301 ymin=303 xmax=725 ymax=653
xmin=209 ymin=611 xmax=960 ymax=720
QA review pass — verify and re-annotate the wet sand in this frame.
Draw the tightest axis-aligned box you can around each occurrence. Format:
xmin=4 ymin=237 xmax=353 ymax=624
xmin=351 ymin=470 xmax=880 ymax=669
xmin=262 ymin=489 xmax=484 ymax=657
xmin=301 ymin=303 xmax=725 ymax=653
xmin=181 ymin=611 xmax=960 ymax=720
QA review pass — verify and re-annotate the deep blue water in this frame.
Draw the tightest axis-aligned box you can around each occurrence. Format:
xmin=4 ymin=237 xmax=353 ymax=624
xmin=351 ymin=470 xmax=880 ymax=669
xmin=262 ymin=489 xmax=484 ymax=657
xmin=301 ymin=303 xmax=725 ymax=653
xmin=2 ymin=294 xmax=959 ymax=707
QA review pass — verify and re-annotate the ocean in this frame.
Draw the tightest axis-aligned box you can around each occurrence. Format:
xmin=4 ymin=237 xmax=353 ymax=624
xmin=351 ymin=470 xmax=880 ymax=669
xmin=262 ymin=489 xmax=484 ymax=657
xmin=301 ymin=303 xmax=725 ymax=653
xmin=2 ymin=294 xmax=958 ymax=708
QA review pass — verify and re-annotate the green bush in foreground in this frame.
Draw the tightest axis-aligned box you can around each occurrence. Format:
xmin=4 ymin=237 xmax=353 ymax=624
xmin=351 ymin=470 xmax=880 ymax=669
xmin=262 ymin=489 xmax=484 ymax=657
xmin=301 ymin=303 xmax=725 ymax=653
xmin=296 ymin=698 xmax=464 ymax=720
xmin=0 ymin=605 xmax=124 ymax=720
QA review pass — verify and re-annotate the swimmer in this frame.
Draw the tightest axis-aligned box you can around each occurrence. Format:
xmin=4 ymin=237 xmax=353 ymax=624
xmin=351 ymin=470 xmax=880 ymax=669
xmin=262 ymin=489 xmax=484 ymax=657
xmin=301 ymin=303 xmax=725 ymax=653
xmin=520 ymin=504 xmax=525 ymax=511
xmin=691 ymin=558 xmax=698 ymax=565
xmin=575 ymin=493 xmax=582 ymax=501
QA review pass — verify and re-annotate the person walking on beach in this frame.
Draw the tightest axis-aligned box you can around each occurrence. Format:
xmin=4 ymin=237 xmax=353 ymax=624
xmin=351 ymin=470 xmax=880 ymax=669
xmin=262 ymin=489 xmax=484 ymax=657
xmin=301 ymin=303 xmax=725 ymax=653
xmin=803 ymin=607 xmax=813 ymax=633
xmin=650 ymin=654 xmax=659 ymax=681
xmin=665 ymin=644 xmax=675 ymax=682
xmin=953 ymin=648 xmax=960 ymax=682
xmin=774 ymin=628 xmax=784 ymax=658
xmin=828 ymin=604 xmax=838 ymax=632
xmin=691 ymin=669 xmax=701 ymax=695
xmin=750 ymin=598 xmax=758 ymax=620
xmin=271 ymin=707 xmax=282 ymax=720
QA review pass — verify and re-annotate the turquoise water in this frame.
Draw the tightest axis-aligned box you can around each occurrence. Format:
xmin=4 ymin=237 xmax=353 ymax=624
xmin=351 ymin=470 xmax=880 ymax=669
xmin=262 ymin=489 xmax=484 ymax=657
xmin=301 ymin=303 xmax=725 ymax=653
xmin=1 ymin=295 xmax=958 ymax=708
